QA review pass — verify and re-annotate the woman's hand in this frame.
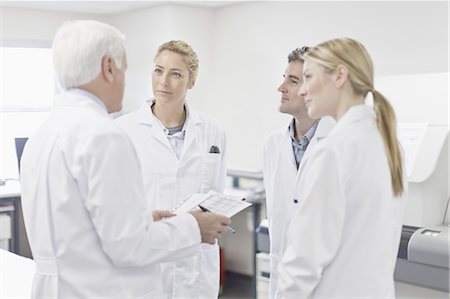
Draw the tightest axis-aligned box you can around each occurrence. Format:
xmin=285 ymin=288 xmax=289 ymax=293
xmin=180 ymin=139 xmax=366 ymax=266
xmin=152 ymin=210 xmax=176 ymax=221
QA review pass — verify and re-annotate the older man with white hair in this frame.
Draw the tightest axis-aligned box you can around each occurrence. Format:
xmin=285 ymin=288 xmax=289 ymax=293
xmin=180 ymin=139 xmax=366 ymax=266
xmin=20 ymin=20 xmax=230 ymax=299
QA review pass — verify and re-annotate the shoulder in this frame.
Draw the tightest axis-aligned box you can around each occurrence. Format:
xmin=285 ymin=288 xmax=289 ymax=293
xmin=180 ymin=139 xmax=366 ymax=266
xmin=69 ymin=116 xmax=133 ymax=154
xmin=196 ymin=111 xmax=222 ymax=128
xmin=264 ymin=125 xmax=289 ymax=148
xmin=194 ymin=110 xmax=226 ymax=135
xmin=114 ymin=110 xmax=140 ymax=128
xmin=313 ymin=119 xmax=378 ymax=165
xmin=92 ymin=117 xmax=131 ymax=141
xmin=72 ymin=107 xmax=122 ymax=138
xmin=316 ymin=116 xmax=335 ymax=137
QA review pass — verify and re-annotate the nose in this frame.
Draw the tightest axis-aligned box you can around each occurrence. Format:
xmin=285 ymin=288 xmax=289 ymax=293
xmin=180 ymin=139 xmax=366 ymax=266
xmin=277 ymin=81 xmax=286 ymax=93
xmin=159 ymin=73 xmax=169 ymax=87
xmin=297 ymin=83 xmax=307 ymax=97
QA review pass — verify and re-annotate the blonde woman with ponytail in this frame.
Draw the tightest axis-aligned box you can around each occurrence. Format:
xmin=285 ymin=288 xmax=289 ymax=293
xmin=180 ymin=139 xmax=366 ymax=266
xmin=277 ymin=38 xmax=406 ymax=298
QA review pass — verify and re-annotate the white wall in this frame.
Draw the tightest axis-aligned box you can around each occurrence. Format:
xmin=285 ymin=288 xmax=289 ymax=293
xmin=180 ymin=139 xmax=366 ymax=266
xmin=206 ymin=1 xmax=449 ymax=171
xmin=1 ymin=5 xmax=216 ymax=110
xmin=1 ymin=7 xmax=108 ymax=45
xmin=376 ymin=73 xmax=449 ymax=125
xmin=2 ymin=2 xmax=448 ymax=172
xmin=109 ymin=5 xmax=216 ymax=113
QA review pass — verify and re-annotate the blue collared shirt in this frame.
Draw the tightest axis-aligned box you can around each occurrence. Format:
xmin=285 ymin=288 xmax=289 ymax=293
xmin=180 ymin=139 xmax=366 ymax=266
xmin=289 ymin=119 xmax=319 ymax=169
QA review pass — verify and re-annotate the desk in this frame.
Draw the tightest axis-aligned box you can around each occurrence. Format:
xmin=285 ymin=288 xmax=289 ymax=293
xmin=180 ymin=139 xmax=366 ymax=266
xmin=0 ymin=181 xmax=24 ymax=255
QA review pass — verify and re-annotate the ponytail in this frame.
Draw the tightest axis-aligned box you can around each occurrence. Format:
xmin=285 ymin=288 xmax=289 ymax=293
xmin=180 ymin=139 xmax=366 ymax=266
xmin=371 ymin=89 xmax=405 ymax=197
xmin=305 ymin=37 xmax=405 ymax=197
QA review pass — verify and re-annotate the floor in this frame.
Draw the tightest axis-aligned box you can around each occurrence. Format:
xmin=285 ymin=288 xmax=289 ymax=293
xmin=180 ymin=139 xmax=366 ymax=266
xmin=220 ymin=271 xmax=254 ymax=299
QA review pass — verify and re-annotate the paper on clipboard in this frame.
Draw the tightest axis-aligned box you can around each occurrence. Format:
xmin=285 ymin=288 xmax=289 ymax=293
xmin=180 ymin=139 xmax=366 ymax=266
xmin=173 ymin=191 xmax=252 ymax=218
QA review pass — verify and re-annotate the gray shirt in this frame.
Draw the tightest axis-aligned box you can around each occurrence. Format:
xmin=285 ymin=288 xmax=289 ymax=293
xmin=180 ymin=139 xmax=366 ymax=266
xmin=151 ymin=103 xmax=187 ymax=159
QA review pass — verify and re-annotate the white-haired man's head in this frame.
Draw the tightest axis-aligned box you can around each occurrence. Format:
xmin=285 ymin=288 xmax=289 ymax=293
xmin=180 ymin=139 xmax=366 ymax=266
xmin=52 ymin=20 xmax=126 ymax=90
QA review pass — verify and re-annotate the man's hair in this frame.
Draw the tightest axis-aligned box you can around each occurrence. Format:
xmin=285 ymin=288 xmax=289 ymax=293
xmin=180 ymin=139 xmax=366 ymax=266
xmin=287 ymin=46 xmax=310 ymax=63
xmin=52 ymin=20 xmax=126 ymax=90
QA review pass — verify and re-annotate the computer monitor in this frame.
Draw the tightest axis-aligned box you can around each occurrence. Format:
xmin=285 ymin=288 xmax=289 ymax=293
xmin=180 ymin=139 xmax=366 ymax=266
xmin=14 ymin=137 xmax=28 ymax=174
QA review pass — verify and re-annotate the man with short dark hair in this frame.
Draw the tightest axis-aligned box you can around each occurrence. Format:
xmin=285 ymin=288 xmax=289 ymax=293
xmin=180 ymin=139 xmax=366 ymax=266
xmin=263 ymin=47 xmax=334 ymax=298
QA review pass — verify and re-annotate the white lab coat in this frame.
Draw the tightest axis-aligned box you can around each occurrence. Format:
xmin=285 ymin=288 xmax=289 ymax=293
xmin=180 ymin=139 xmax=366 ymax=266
xmin=20 ymin=91 xmax=202 ymax=299
xmin=277 ymin=105 xmax=406 ymax=298
xmin=115 ymin=99 xmax=226 ymax=299
xmin=263 ymin=117 xmax=334 ymax=298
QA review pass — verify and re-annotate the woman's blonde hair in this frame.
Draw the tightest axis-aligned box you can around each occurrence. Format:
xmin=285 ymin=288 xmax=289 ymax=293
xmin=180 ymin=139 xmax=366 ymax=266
xmin=306 ymin=38 xmax=404 ymax=196
xmin=155 ymin=40 xmax=199 ymax=84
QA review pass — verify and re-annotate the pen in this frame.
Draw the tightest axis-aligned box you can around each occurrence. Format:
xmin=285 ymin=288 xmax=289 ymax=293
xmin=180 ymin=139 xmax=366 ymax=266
xmin=198 ymin=205 xmax=235 ymax=234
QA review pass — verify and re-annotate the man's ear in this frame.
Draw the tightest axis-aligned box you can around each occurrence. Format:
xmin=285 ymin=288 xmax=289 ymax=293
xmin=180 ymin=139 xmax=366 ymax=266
xmin=334 ymin=64 xmax=349 ymax=89
xmin=101 ymin=56 xmax=114 ymax=83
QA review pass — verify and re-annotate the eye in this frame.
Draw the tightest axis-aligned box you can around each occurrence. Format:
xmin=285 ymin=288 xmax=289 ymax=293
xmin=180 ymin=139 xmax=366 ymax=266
xmin=172 ymin=72 xmax=182 ymax=78
xmin=154 ymin=68 xmax=163 ymax=75
xmin=303 ymin=74 xmax=312 ymax=81
xmin=290 ymin=79 xmax=299 ymax=85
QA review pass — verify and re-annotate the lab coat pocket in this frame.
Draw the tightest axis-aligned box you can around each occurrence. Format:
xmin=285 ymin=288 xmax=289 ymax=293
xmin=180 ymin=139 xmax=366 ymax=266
xmin=173 ymin=254 xmax=201 ymax=297
xmin=201 ymin=153 xmax=221 ymax=192
xmin=198 ymin=243 xmax=220 ymax=298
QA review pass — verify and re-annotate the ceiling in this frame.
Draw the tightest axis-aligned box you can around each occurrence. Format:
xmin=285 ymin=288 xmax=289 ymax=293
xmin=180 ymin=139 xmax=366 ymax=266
xmin=1 ymin=1 xmax=237 ymax=16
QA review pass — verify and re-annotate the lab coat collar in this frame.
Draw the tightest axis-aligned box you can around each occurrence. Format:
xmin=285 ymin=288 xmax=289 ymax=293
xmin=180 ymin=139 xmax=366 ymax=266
xmin=284 ymin=116 xmax=334 ymax=141
xmin=136 ymin=98 xmax=203 ymax=159
xmin=179 ymin=102 xmax=202 ymax=160
xmin=54 ymin=89 xmax=109 ymax=116
xmin=282 ymin=119 xmax=293 ymax=138
xmin=137 ymin=98 xmax=202 ymax=127
xmin=329 ymin=104 xmax=375 ymax=137
xmin=288 ymin=119 xmax=319 ymax=146
xmin=281 ymin=119 xmax=299 ymax=171
xmin=315 ymin=116 xmax=336 ymax=141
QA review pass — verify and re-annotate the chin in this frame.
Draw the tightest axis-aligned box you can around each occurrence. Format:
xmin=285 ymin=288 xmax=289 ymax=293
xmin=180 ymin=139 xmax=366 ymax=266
xmin=307 ymin=108 xmax=319 ymax=119
xmin=110 ymin=105 xmax=123 ymax=114
xmin=154 ymin=96 xmax=172 ymax=104
xmin=279 ymin=105 xmax=289 ymax=114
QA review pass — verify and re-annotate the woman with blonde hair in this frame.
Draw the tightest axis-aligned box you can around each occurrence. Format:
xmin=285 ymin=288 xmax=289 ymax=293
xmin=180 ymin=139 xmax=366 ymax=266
xmin=116 ymin=40 xmax=226 ymax=298
xmin=277 ymin=38 xmax=406 ymax=298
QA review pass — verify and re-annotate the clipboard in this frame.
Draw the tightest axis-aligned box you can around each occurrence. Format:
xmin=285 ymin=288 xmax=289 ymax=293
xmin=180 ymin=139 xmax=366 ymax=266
xmin=173 ymin=191 xmax=252 ymax=218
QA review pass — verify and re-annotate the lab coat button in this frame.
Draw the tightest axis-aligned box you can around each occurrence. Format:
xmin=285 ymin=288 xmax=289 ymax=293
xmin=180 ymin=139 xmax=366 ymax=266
xmin=293 ymin=199 xmax=299 ymax=204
